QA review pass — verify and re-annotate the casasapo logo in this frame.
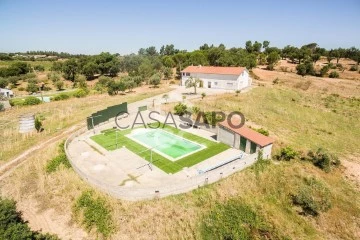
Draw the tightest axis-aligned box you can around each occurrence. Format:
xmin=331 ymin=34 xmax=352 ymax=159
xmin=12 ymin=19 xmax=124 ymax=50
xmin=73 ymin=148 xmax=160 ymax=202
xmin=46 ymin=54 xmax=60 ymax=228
xmin=115 ymin=111 xmax=245 ymax=130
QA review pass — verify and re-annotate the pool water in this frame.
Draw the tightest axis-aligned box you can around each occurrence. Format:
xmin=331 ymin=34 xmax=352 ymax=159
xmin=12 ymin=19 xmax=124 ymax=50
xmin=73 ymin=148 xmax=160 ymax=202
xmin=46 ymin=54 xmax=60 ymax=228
xmin=126 ymin=128 xmax=205 ymax=161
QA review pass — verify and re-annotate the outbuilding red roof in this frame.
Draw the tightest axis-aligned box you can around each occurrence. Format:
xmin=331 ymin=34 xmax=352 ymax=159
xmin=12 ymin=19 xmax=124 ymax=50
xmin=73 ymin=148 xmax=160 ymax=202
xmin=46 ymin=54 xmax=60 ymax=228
xmin=181 ymin=66 xmax=246 ymax=75
xmin=219 ymin=120 xmax=274 ymax=147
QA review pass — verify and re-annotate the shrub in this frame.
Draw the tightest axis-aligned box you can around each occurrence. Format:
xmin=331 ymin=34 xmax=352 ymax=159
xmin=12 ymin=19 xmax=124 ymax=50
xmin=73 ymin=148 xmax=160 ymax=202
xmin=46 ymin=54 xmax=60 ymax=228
xmin=320 ymin=65 xmax=329 ymax=77
xmin=34 ymin=116 xmax=42 ymax=132
xmin=18 ymin=87 xmax=25 ymax=91
xmin=46 ymin=142 xmax=71 ymax=173
xmin=291 ymin=177 xmax=332 ymax=216
xmin=201 ymin=199 xmax=276 ymax=239
xmin=24 ymin=72 xmax=37 ymax=79
xmin=204 ymin=111 xmax=224 ymax=126
xmin=0 ymin=78 xmax=8 ymax=88
xmin=53 ymin=93 xmax=70 ymax=101
xmin=73 ymin=89 xmax=88 ymax=98
xmin=43 ymin=86 xmax=52 ymax=91
xmin=23 ymin=96 xmax=41 ymax=106
xmin=73 ymin=190 xmax=114 ymax=238
xmin=329 ymin=71 xmax=339 ymax=78
xmin=306 ymin=148 xmax=340 ymax=172
xmin=191 ymin=106 xmax=200 ymax=115
xmin=266 ymin=63 xmax=274 ymax=71
xmin=296 ymin=62 xmax=315 ymax=76
xmin=174 ymin=103 xmax=187 ymax=116
xmin=255 ymin=128 xmax=269 ymax=136
xmin=349 ymin=65 xmax=358 ymax=71
xmin=201 ymin=92 xmax=206 ymax=99
xmin=26 ymin=82 xmax=38 ymax=93
xmin=272 ymin=78 xmax=280 ymax=84
xmin=34 ymin=64 xmax=45 ymax=71
xmin=54 ymin=80 xmax=64 ymax=90
xmin=9 ymin=98 xmax=24 ymax=106
xmin=276 ymin=146 xmax=298 ymax=161
xmin=0 ymin=102 xmax=4 ymax=111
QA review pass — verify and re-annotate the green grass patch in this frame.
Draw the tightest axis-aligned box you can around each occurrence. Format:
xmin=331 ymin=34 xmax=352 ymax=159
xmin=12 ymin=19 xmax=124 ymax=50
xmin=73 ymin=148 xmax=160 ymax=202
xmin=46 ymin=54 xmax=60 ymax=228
xmin=73 ymin=190 xmax=114 ymax=238
xmin=91 ymin=124 xmax=229 ymax=174
xmin=46 ymin=141 xmax=71 ymax=173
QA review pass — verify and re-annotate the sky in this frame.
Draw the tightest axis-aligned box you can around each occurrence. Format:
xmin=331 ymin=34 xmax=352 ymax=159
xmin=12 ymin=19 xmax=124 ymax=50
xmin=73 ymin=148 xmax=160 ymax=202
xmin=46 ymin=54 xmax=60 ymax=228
xmin=0 ymin=0 xmax=359 ymax=55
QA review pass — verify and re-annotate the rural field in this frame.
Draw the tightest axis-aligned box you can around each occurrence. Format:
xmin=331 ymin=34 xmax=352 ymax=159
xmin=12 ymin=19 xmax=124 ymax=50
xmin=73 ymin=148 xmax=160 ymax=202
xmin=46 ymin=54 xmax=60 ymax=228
xmin=1 ymin=56 xmax=360 ymax=239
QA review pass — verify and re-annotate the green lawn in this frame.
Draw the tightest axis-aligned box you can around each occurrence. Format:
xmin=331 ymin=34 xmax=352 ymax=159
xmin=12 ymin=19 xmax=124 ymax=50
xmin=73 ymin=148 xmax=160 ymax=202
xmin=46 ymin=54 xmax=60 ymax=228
xmin=91 ymin=124 xmax=229 ymax=174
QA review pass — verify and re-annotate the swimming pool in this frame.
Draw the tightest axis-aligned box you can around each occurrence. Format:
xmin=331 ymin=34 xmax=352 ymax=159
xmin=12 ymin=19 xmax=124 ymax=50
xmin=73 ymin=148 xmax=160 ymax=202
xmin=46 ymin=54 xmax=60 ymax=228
xmin=126 ymin=128 xmax=206 ymax=161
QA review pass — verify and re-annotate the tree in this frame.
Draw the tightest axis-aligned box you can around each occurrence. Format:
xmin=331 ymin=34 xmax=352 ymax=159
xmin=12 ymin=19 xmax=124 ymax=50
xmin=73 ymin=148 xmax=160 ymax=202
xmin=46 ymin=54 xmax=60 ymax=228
xmin=82 ymin=62 xmax=98 ymax=80
xmin=50 ymin=73 xmax=61 ymax=83
xmin=163 ymin=67 xmax=173 ymax=79
xmin=245 ymin=40 xmax=253 ymax=53
xmin=149 ymin=73 xmax=161 ymax=88
xmin=201 ymin=92 xmax=206 ymax=99
xmin=263 ymin=40 xmax=270 ymax=49
xmin=62 ymin=58 xmax=78 ymax=81
xmin=162 ymin=56 xmax=176 ymax=68
xmin=138 ymin=61 xmax=154 ymax=83
xmin=145 ymin=46 xmax=158 ymax=56
xmin=185 ymin=76 xmax=201 ymax=94
xmin=311 ymin=54 xmax=321 ymax=64
xmin=267 ymin=52 xmax=280 ymax=65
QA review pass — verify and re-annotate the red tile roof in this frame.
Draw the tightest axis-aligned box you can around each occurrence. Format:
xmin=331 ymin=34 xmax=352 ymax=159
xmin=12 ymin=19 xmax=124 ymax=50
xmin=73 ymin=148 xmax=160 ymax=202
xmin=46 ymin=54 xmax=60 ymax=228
xmin=181 ymin=66 xmax=246 ymax=75
xmin=219 ymin=120 xmax=274 ymax=147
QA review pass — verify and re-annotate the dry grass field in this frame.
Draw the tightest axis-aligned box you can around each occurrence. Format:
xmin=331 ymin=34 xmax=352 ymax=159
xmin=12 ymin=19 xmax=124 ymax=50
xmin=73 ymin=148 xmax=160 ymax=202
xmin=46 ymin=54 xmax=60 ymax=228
xmin=1 ymin=62 xmax=360 ymax=239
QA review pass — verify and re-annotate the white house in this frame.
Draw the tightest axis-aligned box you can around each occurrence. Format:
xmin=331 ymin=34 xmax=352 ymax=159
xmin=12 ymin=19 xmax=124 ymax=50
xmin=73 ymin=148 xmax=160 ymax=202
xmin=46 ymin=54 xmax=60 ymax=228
xmin=181 ymin=66 xmax=251 ymax=90
xmin=0 ymin=88 xmax=14 ymax=98
xmin=217 ymin=120 xmax=274 ymax=159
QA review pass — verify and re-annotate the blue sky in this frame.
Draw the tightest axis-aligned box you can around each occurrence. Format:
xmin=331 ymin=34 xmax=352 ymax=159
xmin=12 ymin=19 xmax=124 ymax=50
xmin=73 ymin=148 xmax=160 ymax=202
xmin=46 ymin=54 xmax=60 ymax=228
xmin=0 ymin=0 xmax=359 ymax=54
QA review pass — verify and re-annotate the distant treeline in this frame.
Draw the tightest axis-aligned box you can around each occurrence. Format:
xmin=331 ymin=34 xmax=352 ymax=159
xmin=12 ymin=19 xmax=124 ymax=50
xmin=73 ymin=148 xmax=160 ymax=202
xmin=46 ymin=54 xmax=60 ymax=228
xmin=1 ymin=41 xmax=359 ymax=81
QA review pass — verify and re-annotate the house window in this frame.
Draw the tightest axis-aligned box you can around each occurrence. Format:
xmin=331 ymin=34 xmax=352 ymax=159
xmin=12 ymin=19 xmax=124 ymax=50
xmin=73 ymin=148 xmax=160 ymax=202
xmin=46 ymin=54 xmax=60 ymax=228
xmin=186 ymin=72 xmax=190 ymax=76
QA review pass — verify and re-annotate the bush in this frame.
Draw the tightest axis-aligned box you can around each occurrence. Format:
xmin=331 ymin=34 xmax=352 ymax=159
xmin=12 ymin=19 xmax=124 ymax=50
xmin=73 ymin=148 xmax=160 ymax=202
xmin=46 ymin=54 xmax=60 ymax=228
xmin=191 ymin=106 xmax=200 ymax=115
xmin=329 ymin=71 xmax=339 ymax=78
xmin=201 ymin=92 xmax=206 ymax=99
xmin=0 ymin=78 xmax=8 ymax=88
xmin=272 ymin=78 xmax=280 ymax=84
xmin=73 ymin=190 xmax=114 ymax=238
xmin=306 ymin=148 xmax=340 ymax=172
xmin=53 ymin=93 xmax=70 ymax=101
xmin=320 ymin=65 xmax=329 ymax=77
xmin=291 ymin=177 xmax=332 ymax=216
xmin=18 ymin=87 xmax=25 ymax=91
xmin=54 ymin=80 xmax=64 ymax=90
xmin=34 ymin=64 xmax=45 ymax=71
xmin=73 ymin=89 xmax=88 ymax=98
xmin=349 ymin=65 xmax=358 ymax=71
xmin=35 ymin=116 xmax=43 ymax=132
xmin=0 ymin=102 xmax=4 ymax=111
xmin=204 ymin=111 xmax=224 ymax=126
xmin=23 ymin=96 xmax=41 ymax=105
xmin=276 ymin=146 xmax=298 ymax=161
xmin=201 ymin=199 xmax=277 ymax=239
xmin=296 ymin=62 xmax=315 ymax=76
xmin=46 ymin=142 xmax=71 ymax=173
xmin=9 ymin=98 xmax=24 ymax=106
xmin=0 ymin=197 xmax=60 ymax=239
xmin=266 ymin=63 xmax=274 ymax=71
xmin=174 ymin=103 xmax=187 ymax=116
xmin=255 ymin=128 xmax=269 ymax=136
xmin=24 ymin=72 xmax=36 ymax=79
xmin=26 ymin=82 xmax=38 ymax=93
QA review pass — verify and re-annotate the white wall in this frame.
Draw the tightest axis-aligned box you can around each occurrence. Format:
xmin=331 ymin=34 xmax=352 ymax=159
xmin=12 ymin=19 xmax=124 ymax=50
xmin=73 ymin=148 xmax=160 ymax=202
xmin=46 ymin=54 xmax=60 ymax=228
xmin=261 ymin=144 xmax=272 ymax=159
xmin=181 ymin=71 xmax=249 ymax=90
xmin=236 ymin=70 xmax=251 ymax=89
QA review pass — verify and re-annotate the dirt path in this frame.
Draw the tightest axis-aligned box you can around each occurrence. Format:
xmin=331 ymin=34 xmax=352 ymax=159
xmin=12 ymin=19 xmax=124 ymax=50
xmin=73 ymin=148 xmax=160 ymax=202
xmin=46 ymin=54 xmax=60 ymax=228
xmin=17 ymin=199 xmax=89 ymax=240
xmin=342 ymin=156 xmax=360 ymax=190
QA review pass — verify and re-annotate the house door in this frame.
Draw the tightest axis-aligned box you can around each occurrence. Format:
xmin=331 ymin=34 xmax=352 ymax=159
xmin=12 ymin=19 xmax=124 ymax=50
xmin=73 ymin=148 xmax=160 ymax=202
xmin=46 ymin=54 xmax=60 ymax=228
xmin=208 ymin=82 xmax=211 ymax=88
xmin=240 ymin=137 xmax=246 ymax=151
xmin=250 ymin=141 xmax=257 ymax=154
